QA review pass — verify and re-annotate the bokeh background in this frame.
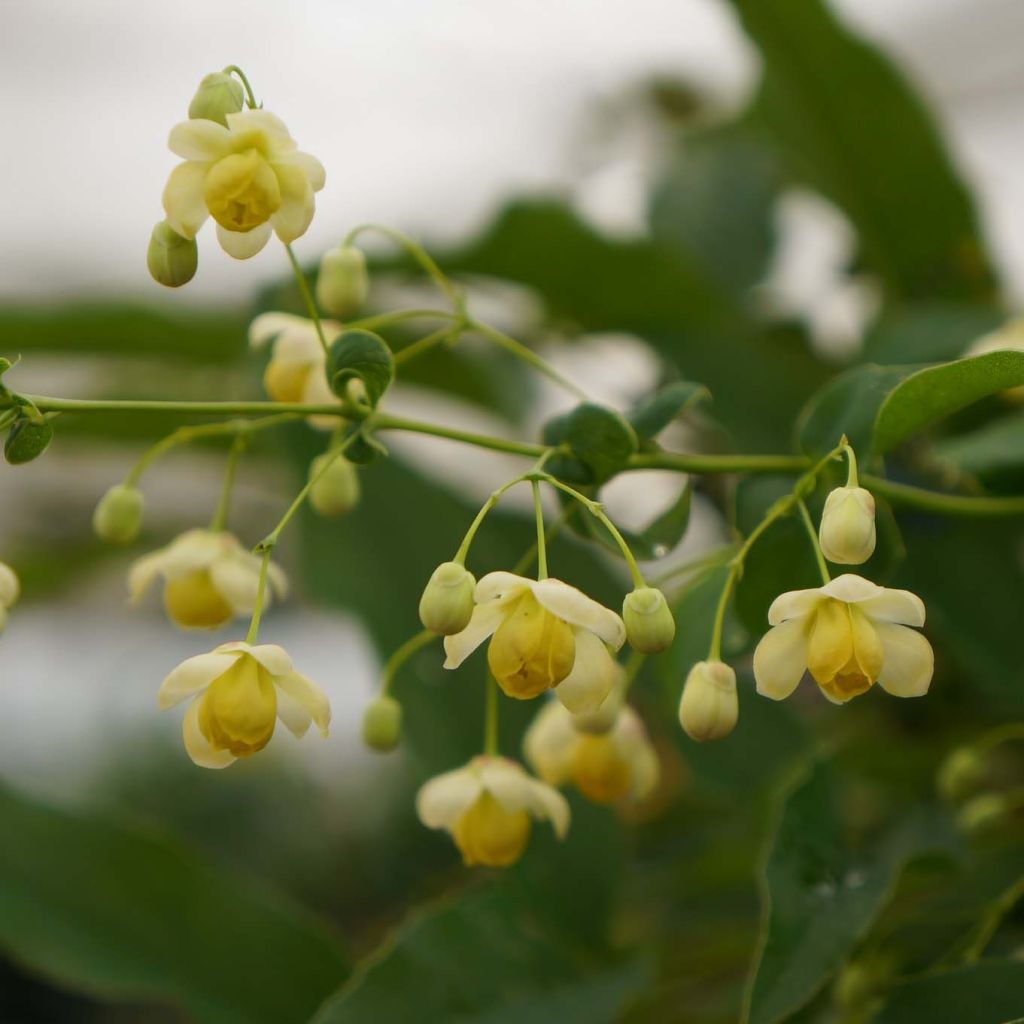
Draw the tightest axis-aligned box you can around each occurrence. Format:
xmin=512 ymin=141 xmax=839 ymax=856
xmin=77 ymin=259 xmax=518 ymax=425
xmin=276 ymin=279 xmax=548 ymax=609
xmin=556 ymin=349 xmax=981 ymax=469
xmin=2 ymin=1 xmax=1024 ymax=1022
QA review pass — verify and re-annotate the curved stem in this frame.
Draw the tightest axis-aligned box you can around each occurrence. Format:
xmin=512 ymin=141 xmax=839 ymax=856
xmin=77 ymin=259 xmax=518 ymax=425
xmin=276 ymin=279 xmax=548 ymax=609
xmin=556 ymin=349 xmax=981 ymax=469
xmin=843 ymin=443 xmax=860 ymax=488
xmin=380 ymin=629 xmax=436 ymax=697
xmin=454 ymin=475 xmax=530 ymax=564
xmin=796 ymin=498 xmax=830 ymax=584
xmin=374 ymin=413 xmax=548 ymax=459
xmin=626 ymin=451 xmax=810 ymax=474
xmin=284 ymin=242 xmax=331 ymax=358
xmin=245 ymin=549 xmax=272 ymax=644
xmin=346 ymin=308 xmax=462 ymax=333
xmin=223 ymin=65 xmax=258 ymax=108
xmin=14 ymin=396 xmax=354 ymax=418
xmin=210 ymin=434 xmax=246 ymax=531
xmin=393 ymin=323 xmax=462 ymax=366
xmin=862 ymin=475 xmax=1024 ymax=517
xmin=532 ymin=480 xmax=548 ymax=579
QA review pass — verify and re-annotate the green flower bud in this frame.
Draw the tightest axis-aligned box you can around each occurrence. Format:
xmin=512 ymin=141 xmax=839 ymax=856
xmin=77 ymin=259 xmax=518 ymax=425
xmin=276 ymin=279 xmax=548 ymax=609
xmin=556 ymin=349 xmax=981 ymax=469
xmin=188 ymin=71 xmax=244 ymax=126
xmin=937 ymin=746 xmax=987 ymax=802
xmin=147 ymin=221 xmax=198 ymax=288
xmin=418 ymin=561 xmax=476 ymax=635
xmin=316 ymin=245 xmax=369 ymax=318
xmin=5 ymin=416 xmax=53 ymax=465
xmin=0 ymin=561 xmax=19 ymax=609
xmin=818 ymin=486 xmax=876 ymax=565
xmin=308 ymin=454 xmax=360 ymax=517
xmin=679 ymin=660 xmax=738 ymax=742
xmin=93 ymin=484 xmax=144 ymax=544
xmin=957 ymin=793 xmax=1009 ymax=835
xmin=362 ymin=695 xmax=402 ymax=752
xmin=622 ymin=587 xmax=676 ymax=653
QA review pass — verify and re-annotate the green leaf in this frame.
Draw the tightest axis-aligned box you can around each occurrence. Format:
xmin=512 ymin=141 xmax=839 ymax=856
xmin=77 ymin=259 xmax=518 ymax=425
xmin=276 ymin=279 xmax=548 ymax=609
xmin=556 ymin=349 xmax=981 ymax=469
xmin=864 ymin=303 xmax=1003 ymax=364
xmin=628 ymin=381 xmax=710 ymax=442
xmin=564 ymin=403 xmax=639 ymax=484
xmin=872 ymin=960 xmax=1024 ymax=1024
xmin=743 ymin=762 xmax=953 ymax=1024
xmin=0 ymin=785 xmax=346 ymax=1024
xmin=873 ymin=351 xmax=1024 ymax=453
xmin=312 ymin=885 xmax=649 ymax=1024
xmin=327 ymin=329 xmax=395 ymax=407
xmin=4 ymin=416 xmax=54 ymax=464
xmin=932 ymin=413 xmax=1024 ymax=484
xmin=726 ymin=0 xmax=997 ymax=302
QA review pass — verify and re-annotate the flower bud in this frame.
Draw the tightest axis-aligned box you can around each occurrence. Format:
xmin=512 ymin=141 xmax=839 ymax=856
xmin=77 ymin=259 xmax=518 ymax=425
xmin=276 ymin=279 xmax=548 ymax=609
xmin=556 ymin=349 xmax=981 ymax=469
xmin=93 ymin=484 xmax=144 ymax=544
xmin=147 ymin=221 xmax=198 ymax=288
xmin=622 ymin=587 xmax=675 ymax=653
xmin=937 ymin=746 xmax=986 ymax=802
xmin=0 ymin=561 xmax=19 ymax=609
xmin=956 ymin=793 xmax=1009 ymax=836
xmin=418 ymin=561 xmax=476 ymax=635
xmin=362 ymin=695 xmax=402 ymax=752
xmin=679 ymin=660 xmax=738 ymax=742
xmin=818 ymin=486 xmax=876 ymax=565
xmin=187 ymin=71 xmax=245 ymax=126
xmin=316 ymin=245 xmax=369 ymax=318
xmin=308 ymin=454 xmax=360 ymax=517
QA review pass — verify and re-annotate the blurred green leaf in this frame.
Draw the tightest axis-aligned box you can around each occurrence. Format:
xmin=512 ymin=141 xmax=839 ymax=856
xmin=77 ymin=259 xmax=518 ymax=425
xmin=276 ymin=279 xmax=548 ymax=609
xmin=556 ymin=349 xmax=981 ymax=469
xmin=932 ymin=413 xmax=1024 ymax=488
xmin=564 ymin=403 xmax=639 ymax=484
xmin=312 ymin=885 xmax=649 ymax=1024
xmin=0 ymin=785 xmax=346 ymax=1024
xmin=743 ymin=762 xmax=952 ymax=1024
xmin=873 ymin=352 xmax=1024 ymax=453
xmin=628 ymin=381 xmax=710 ymax=442
xmin=726 ymin=0 xmax=997 ymax=303
xmin=864 ymin=304 xmax=1002 ymax=364
xmin=872 ymin=960 xmax=1024 ymax=1024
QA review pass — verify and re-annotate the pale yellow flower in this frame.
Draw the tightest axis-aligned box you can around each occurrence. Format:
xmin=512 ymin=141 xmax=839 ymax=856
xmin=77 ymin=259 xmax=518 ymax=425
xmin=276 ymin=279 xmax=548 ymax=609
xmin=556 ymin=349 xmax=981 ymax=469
xmin=753 ymin=574 xmax=933 ymax=704
xmin=249 ymin=313 xmax=342 ymax=429
xmin=158 ymin=641 xmax=330 ymax=768
xmin=524 ymin=700 xmax=658 ymax=804
xmin=162 ymin=109 xmax=325 ymax=259
xmin=130 ymin=529 xmax=287 ymax=630
xmin=416 ymin=755 xmax=569 ymax=867
xmin=443 ymin=571 xmax=625 ymax=712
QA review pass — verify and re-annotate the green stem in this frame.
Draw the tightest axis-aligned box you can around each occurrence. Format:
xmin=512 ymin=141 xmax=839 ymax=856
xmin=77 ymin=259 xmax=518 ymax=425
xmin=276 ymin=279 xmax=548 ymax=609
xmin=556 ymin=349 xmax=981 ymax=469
xmin=284 ymin=242 xmax=331 ymax=358
xmin=862 ymin=475 xmax=1024 ymax=517
xmin=210 ymin=434 xmax=246 ymax=531
xmin=512 ymin=503 xmax=576 ymax=575
xmin=796 ymin=498 xmax=831 ymax=584
xmin=626 ymin=451 xmax=810 ymax=474
xmin=532 ymin=479 xmax=548 ymax=579
xmin=843 ymin=443 xmax=860 ymax=488
xmin=245 ymin=548 xmax=272 ymax=644
xmin=484 ymin=675 xmax=499 ymax=756
xmin=375 ymin=413 xmax=548 ymax=459
xmin=380 ymin=630 xmax=436 ymax=697
xmin=454 ymin=475 xmax=530 ymax=564
xmin=393 ymin=323 xmax=462 ymax=366
xmin=13 ymin=396 xmax=354 ymax=419
xmin=346 ymin=308 xmax=462 ymax=333
xmin=223 ymin=65 xmax=257 ymax=108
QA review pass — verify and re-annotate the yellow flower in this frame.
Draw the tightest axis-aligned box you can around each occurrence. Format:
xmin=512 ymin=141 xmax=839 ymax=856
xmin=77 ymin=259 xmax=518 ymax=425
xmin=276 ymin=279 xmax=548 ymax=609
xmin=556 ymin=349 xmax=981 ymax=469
xmin=818 ymin=486 xmax=876 ymax=565
xmin=443 ymin=571 xmax=625 ymax=711
xmin=158 ymin=641 xmax=330 ymax=768
xmin=130 ymin=529 xmax=287 ymax=630
xmin=162 ymin=109 xmax=325 ymax=259
xmin=753 ymin=574 xmax=933 ymax=704
xmin=0 ymin=560 xmax=20 ymax=635
xmin=416 ymin=755 xmax=569 ymax=867
xmin=249 ymin=313 xmax=342 ymax=430
xmin=524 ymin=700 xmax=658 ymax=804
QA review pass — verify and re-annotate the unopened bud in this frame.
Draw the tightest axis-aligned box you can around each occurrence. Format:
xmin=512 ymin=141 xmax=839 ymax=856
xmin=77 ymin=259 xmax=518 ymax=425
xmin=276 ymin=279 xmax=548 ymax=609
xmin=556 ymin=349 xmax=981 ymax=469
xmin=957 ymin=793 xmax=1009 ymax=835
xmin=362 ymin=695 xmax=402 ymax=752
xmin=308 ymin=453 xmax=360 ymax=517
xmin=188 ymin=71 xmax=244 ymax=126
xmin=679 ymin=660 xmax=738 ymax=742
xmin=147 ymin=221 xmax=198 ymax=288
xmin=623 ymin=587 xmax=676 ymax=653
xmin=5 ymin=416 xmax=53 ymax=465
xmin=818 ymin=486 xmax=876 ymax=565
xmin=0 ymin=561 xmax=19 ymax=609
xmin=316 ymin=245 xmax=369 ymax=318
xmin=92 ymin=484 xmax=144 ymax=544
xmin=937 ymin=746 xmax=986 ymax=802
xmin=418 ymin=561 xmax=476 ymax=635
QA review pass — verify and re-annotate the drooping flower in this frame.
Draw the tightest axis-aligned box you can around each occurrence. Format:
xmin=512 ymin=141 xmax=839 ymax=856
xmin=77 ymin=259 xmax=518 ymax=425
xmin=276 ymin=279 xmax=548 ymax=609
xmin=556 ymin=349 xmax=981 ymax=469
xmin=678 ymin=660 xmax=739 ymax=742
xmin=158 ymin=641 xmax=330 ymax=768
xmin=130 ymin=529 xmax=286 ymax=630
xmin=249 ymin=313 xmax=342 ymax=429
xmin=162 ymin=109 xmax=325 ymax=259
xmin=0 ymin=560 xmax=20 ymax=634
xmin=818 ymin=486 xmax=876 ymax=565
xmin=443 ymin=571 xmax=626 ymax=712
xmin=753 ymin=574 xmax=933 ymax=704
xmin=524 ymin=700 xmax=658 ymax=804
xmin=416 ymin=755 xmax=569 ymax=867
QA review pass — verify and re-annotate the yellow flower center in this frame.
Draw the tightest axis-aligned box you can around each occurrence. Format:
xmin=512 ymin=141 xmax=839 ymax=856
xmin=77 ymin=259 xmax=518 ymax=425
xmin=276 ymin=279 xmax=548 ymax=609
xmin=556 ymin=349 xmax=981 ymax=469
xmin=262 ymin=359 xmax=312 ymax=403
xmin=452 ymin=791 xmax=531 ymax=867
xmin=571 ymin=735 xmax=632 ymax=804
xmin=487 ymin=592 xmax=575 ymax=700
xmin=198 ymin=654 xmax=278 ymax=757
xmin=204 ymin=148 xmax=282 ymax=232
xmin=806 ymin=598 xmax=883 ymax=702
xmin=163 ymin=570 xmax=233 ymax=630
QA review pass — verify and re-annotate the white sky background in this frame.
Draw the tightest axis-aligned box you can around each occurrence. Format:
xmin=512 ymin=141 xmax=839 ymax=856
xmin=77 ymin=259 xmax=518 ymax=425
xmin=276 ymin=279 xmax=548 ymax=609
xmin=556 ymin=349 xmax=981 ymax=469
xmin=1 ymin=0 xmax=1023 ymax=795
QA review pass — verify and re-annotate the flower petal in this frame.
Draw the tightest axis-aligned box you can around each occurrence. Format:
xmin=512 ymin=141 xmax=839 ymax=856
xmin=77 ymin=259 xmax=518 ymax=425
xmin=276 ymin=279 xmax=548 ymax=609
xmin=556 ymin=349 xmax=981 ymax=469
xmin=225 ymin=109 xmax=295 ymax=150
xmin=530 ymin=578 xmax=625 ymax=649
xmin=162 ymin=161 xmax=210 ymax=239
xmin=242 ymin=643 xmax=293 ymax=677
xmin=160 ymin=530 xmax=228 ymax=579
xmin=753 ymin=619 xmax=808 ymax=700
xmin=525 ymin=777 xmax=571 ymax=839
xmin=275 ymin=672 xmax=331 ymax=737
xmin=767 ymin=587 xmax=823 ymax=626
xmin=443 ymin=600 xmax=510 ymax=669
xmin=806 ymin=600 xmax=853 ymax=685
xmin=158 ymin=650 xmax=239 ymax=709
xmin=416 ymin=766 xmax=482 ymax=829
xmin=182 ymin=697 xmax=236 ymax=769
xmin=216 ymin=222 xmax=272 ymax=260
xmin=859 ymin=588 xmax=926 ymax=627
xmin=168 ymin=119 xmax=231 ymax=160
xmin=474 ymin=571 xmax=532 ymax=605
xmin=128 ymin=550 xmax=166 ymax=603
xmin=277 ymin=150 xmax=326 ymax=191
xmin=269 ymin=164 xmax=314 ymax=243
xmin=555 ymin=628 xmax=618 ymax=714
xmin=876 ymin=623 xmax=934 ymax=697
xmin=248 ymin=311 xmax=309 ymax=349
xmin=819 ymin=574 xmax=885 ymax=605
xmin=523 ymin=701 xmax=576 ymax=785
